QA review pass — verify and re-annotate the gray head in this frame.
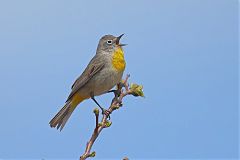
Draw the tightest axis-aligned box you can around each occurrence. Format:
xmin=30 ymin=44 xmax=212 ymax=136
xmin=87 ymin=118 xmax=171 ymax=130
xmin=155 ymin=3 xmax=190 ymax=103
xmin=96 ymin=34 xmax=126 ymax=54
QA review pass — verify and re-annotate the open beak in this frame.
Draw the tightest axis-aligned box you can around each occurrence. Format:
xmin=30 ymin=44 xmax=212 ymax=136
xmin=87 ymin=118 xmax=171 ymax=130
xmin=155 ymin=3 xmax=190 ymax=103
xmin=116 ymin=34 xmax=127 ymax=46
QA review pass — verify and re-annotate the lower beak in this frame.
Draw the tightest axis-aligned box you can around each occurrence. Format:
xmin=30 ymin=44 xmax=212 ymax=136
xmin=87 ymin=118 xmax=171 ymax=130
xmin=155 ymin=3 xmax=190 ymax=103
xmin=119 ymin=43 xmax=127 ymax=46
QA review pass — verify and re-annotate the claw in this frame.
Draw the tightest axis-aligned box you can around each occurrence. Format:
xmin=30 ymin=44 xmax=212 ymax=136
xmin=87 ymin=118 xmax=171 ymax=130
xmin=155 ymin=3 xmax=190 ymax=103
xmin=101 ymin=108 xmax=111 ymax=120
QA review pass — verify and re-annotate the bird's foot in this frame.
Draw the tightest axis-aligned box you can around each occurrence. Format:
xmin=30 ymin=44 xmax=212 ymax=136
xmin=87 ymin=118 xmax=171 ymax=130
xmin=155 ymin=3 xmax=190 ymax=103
xmin=99 ymin=106 xmax=111 ymax=120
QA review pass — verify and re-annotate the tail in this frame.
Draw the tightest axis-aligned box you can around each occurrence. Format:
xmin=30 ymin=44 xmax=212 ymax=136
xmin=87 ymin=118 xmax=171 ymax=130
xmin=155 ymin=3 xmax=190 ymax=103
xmin=49 ymin=96 xmax=84 ymax=131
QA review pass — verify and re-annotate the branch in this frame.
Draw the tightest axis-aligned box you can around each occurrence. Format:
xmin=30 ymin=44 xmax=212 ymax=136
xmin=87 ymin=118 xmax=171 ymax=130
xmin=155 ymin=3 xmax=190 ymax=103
xmin=80 ymin=74 xmax=143 ymax=160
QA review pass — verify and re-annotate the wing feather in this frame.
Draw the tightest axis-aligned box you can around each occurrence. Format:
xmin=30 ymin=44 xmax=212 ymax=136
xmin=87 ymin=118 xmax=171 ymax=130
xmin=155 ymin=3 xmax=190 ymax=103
xmin=66 ymin=55 xmax=105 ymax=102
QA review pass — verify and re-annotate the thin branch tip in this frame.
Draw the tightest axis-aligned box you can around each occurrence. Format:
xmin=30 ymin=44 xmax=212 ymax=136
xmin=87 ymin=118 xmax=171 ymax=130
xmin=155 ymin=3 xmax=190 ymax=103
xmin=80 ymin=75 xmax=142 ymax=160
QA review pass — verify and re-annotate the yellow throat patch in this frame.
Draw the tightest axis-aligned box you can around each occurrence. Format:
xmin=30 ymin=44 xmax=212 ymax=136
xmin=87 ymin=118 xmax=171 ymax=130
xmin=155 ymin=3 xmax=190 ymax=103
xmin=112 ymin=47 xmax=126 ymax=72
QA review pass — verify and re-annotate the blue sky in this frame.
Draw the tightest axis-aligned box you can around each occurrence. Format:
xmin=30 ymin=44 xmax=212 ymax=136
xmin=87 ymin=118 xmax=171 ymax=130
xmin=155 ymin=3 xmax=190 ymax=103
xmin=0 ymin=0 xmax=238 ymax=159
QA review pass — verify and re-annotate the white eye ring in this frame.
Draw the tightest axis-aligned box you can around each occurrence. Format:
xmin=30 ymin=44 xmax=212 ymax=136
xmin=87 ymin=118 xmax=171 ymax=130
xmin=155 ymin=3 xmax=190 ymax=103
xmin=107 ymin=40 xmax=112 ymax=44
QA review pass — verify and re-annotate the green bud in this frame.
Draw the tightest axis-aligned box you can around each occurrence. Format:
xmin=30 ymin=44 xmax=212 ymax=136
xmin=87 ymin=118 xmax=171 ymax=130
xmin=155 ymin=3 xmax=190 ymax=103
xmin=89 ymin=151 xmax=96 ymax=157
xmin=93 ymin=108 xmax=99 ymax=115
xmin=98 ymin=122 xmax=103 ymax=127
xmin=105 ymin=121 xmax=112 ymax=128
xmin=130 ymin=83 xmax=145 ymax=97
xmin=112 ymin=105 xmax=120 ymax=110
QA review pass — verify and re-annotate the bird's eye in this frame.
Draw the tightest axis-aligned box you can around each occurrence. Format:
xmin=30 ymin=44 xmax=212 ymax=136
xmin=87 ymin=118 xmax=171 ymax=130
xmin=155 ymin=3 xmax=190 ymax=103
xmin=107 ymin=40 xmax=112 ymax=44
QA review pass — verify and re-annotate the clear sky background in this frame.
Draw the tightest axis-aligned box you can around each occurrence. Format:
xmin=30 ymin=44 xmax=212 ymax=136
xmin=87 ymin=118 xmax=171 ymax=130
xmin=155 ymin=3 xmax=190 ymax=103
xmin=0 ymin=0 xmax=238 ymax=159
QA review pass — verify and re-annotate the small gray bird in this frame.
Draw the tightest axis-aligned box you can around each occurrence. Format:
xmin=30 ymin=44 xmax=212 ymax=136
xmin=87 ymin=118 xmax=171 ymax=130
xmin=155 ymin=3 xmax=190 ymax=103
xmin=49 ymin=34 xmax=126 ymax=131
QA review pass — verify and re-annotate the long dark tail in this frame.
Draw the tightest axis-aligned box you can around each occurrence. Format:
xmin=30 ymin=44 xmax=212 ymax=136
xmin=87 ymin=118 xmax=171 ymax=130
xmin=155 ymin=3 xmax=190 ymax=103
xmin=49 ymin=99 xmax=82 ymax=131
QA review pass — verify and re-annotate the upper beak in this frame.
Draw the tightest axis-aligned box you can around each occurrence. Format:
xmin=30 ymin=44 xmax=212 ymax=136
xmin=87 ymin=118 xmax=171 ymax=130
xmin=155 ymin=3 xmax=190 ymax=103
xmin=116 ymin=34 xmax=127 ymax=46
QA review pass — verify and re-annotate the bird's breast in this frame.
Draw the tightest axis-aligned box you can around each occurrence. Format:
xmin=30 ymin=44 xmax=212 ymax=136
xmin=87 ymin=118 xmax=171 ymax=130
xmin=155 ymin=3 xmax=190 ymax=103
xmin=112 ymin=47 xmax=126 ymax=72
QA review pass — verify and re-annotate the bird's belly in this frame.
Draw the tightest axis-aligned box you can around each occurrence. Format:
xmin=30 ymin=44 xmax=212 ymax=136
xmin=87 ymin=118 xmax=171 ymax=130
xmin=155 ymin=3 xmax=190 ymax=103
xmin=93 ymin=69 xmax=123 ymax=96
xmin=80 ymin=68 xmax=123 ymax=97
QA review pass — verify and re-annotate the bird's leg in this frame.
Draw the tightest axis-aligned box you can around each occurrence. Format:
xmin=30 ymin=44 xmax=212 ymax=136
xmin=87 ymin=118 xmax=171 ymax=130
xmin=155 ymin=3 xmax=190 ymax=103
xmin=108 ymin=82 xmax=124 ymax=97
xmin=108 ymin=89 xmax=121 ymax=97
xmin=108 ymin=89 xmax=120 ymax=106
xmin=91 ymin=96 xmax=103 ymax=112
xmin=109 ymin=83 xmax=124 ymax=105
xmin=107 ymin=90 xmax=116 ymax=93
xmin=91 ymin=96 xmax=110 ymax=119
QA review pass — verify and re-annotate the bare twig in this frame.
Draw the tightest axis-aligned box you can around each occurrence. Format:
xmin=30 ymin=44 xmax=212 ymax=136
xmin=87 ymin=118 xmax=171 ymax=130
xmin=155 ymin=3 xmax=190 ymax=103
xmin=80 ymin=75 xmax=132 ymax=160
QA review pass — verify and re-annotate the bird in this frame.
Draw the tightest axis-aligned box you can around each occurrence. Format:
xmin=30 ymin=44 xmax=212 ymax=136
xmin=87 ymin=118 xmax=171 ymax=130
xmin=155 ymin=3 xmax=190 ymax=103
xmin=49 ymin=34 xmax=126 ymax=131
